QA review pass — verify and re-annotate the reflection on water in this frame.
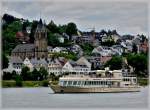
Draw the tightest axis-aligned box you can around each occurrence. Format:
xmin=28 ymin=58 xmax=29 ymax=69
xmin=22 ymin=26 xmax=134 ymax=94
xmin=2 ymin=86 xmax=149 ymax=108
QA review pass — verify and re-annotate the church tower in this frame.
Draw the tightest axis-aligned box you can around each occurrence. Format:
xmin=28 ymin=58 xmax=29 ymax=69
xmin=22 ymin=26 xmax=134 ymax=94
xmin=34 ymin=19 xmax=48 ymax=58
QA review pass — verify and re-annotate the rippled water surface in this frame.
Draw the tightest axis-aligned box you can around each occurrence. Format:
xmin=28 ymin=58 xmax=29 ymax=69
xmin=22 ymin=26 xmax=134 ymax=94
xmin=1 ymin=86 xmax=149 ymax=108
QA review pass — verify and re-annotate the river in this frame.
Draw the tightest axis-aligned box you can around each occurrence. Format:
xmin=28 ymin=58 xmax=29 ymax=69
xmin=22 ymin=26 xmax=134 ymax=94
xmin=1 ymin=86 xmax=149 ymax=109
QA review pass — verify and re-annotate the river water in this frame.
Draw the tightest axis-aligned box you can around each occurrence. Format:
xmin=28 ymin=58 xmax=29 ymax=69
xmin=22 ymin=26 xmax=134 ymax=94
xmin=1 ymin=86 xmax=149 ymax=109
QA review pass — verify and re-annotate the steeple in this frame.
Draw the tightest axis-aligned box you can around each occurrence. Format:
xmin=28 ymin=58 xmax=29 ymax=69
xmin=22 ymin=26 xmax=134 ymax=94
xmin=39 ymin=18 xmax=42 ymax=24
xmin=35 ymin=18 xmax=47 ymax=34
xmin=34 ymin=18 xmax=48 ymax=59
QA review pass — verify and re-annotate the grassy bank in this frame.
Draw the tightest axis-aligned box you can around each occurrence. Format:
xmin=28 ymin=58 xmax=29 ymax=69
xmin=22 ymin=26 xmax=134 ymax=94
xmin=137 ymin=78 xmax=149 ymax=86
xmin=2 ymin=80 xmax=49 ymax=88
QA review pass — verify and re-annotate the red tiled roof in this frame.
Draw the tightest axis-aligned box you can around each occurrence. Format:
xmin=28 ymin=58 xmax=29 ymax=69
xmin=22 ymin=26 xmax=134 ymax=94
xmin=100 ymin=56 xmax=112 ymax=63
xmin=16 ymin=31 xmax=24 ymax=38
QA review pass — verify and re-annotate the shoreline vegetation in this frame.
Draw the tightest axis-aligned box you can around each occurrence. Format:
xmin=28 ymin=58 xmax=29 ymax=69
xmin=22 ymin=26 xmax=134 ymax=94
xmin=2 ymin=80 xmax=50 ymax=88
xmin=1 ymin=78 xmax=148 ymax=88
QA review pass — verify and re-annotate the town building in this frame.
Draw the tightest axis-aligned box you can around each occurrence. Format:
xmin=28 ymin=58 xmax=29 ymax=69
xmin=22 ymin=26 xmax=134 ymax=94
xmin=11 ymin=19 xmax=48 ymax=60
xmin=23 ymin=57 xmax=34 ymax=71
xmin=3 ymin=56 xmax=23 ymax=74
xmin=47 ymin=58 xmax=65 ymax=76
xmin=62 ymin=57 xmax=91 ymax=73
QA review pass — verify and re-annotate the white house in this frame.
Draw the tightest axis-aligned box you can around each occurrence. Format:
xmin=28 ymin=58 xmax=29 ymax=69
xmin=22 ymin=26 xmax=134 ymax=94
xmin=47 ymin=46 xmax=53 ymax=53
xmin=58 ymin=36 xmax=64 ymax=43
xmin=48 ymin=58 xmax=63 ymax=76
xmin=23 ymin=57 xmax=34 ymax=71
xmin=62 ymin=61 xmax=74 ymax=72
xmin=3 ymin=56 xmax=23 ymax=74
xmin=30 ymin=58 xmax=48 ymax=70
xmin=3 ymin=63 xmax=21 ymax=74
xmin=52 ymin=47 xmax=67 ymax=53
xmin=121 ymin=41 xmax=133 ymax=53
xmin=70 ymin=44 xmax=83 ymax=57
xmin=76 ymin=57 xmax=91 ymax=69
xmin=92 ymin=46 xmax=112 ymax=56
xmin=101 ymin=34 xmax=111 ymax=42
xmin=111 ymin=34 xmax=120 ymax=43
xmin=62 ymin=58 xmax=91 ymax=73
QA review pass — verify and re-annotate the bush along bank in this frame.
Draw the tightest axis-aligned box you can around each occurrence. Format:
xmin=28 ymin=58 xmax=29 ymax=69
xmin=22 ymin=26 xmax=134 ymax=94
xmin=2 ymin=80 xmax=50 ymax=88
xmin=137 ymin=78 xmax=149 ymax=86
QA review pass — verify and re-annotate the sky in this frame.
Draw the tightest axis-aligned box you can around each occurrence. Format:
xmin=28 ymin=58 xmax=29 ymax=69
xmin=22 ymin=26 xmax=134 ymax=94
xmin=1 ymin=0 xmax=148 ymax=36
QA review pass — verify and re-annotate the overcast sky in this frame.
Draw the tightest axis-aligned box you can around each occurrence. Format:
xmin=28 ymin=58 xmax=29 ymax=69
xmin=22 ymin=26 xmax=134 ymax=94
xmin=2 ymin=0 xmax=148 ymax=36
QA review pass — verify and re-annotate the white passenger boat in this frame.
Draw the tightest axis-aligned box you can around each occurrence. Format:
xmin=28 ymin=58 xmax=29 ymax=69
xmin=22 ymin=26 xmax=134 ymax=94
xmin=50 ymin=69 xmax=140 ymax=93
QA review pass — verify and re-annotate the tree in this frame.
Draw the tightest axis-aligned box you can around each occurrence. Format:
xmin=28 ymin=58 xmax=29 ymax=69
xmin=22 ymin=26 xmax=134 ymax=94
xmin=127 ymin=54 xmax=147 ymax=77
xmin=32 ymin=68 xmax=40 ymax=81
xmin=20 ymin=66 xmax=32 ymax=80
xmin=42 ymin=80 xmax=49 ymax=87
xmin=2 ymin=70 xmax=17 ymax=80
xmin=39 ymin=67 xmax=48 ymax=80
xmin=107 ymin=30 xmax=112 ymax=36
xmin=47 ymin=32 xmax=60 ymax=46
xmin=22 ymin=20 xmax=31 ymax=31
xmin=2 ymin=14 xmax=16 ymax=24
xmin=66 ymin=22 xmax=77 ymax=40
xmin=111 ymin=30 xmax=118 ymax=35
xmin=11 ymin=70 xmax=17 ymax=79
xmin=100 ymin=29 xmax=107 ymax=35
xmin=47 ymin=20 xmax=59 ymax=33
xmin=2 ymin=20 xmax=22 ymax=55
xmin=29 ymin=20 xmax=38 ymax=43
xmin=138 ymin=34 xmax=147 ymax=43
xmin=105 ymin=56 xmax=123 ymax=70
xmin=2 ymin=54 xmax=9 ymax=69
xmin=15 ymin=74 xmax=23 ymax=87
xmin=2 ymin=72 xmax=12 ymax=80
xmin=80 ymin=43 xmax=94 ymax=55
xmin=58 ymin=24 xmax=67 ymax=34
xmin=132 ymin=44 xmax=138 ymax=53
xmin=101 ymin=39 xmax=115 ymax=47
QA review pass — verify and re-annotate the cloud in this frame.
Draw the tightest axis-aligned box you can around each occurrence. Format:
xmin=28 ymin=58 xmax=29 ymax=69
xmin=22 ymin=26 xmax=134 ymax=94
xmin=1 ymin=0 xmax=148 ymax=36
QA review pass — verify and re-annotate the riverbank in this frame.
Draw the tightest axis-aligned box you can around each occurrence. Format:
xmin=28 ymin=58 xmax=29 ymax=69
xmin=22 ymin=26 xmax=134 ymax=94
xmin=137 ymin=78 xmax=149 ymax=86
xmin=2 ymin=80 xmax=50 ymax=88
xmin=1 ymin=78 xmax=148 ymax=88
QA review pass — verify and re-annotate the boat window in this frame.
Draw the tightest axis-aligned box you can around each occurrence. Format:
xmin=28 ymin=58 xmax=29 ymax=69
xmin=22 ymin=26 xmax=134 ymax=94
xmin=105 ymin=81 xmax=107 ymax=85
xmin=81 ymin=81 xmax=85 ymax=86
xmin=77 ymin=81 xmax=81 ymax=85
xmin=97 ymin=81 xmax=100 ymax=85
xmin=95 ymin=81 xmax=98 ymax=85
xmin=103 ymin=81 xmax=105 ymax=85
xmin=93 ymin=81 xmax=96 ymax=85
xmin=93 ymin=81 xmax=95 ymax=85
xmin=63 ymin=81 xmax=67 ymax=86
xmin=68 ymin=81 xmax=72 ymax=86
xmin=84 ymin=81 xmax=87 ymax=85
xmin=98 ymin=81 xmax=100 ymax=85
xmin=85 ymin=81 xmax=89 ymax=85
xmin=89 ymin=81 xmax=92 ymax=85
xmin=87 ymin=81 xmax=90 ymax=85
xmin=73 ymin=81 xmax=77 ymax=85
xmin=92 ymin=81 xmax=94 ymax=85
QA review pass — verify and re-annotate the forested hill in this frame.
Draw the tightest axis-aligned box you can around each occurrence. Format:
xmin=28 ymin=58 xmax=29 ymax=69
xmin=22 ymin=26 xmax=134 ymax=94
xmin=2 ymin=13 xmax=79 ymax=54
xmin=2 ymin=13 xmax=126 ymax=55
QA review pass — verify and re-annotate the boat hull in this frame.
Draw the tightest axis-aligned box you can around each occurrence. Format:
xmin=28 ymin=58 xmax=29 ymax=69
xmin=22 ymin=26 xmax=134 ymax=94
xmin=50 ymin=85 xmax=140 ymax=93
